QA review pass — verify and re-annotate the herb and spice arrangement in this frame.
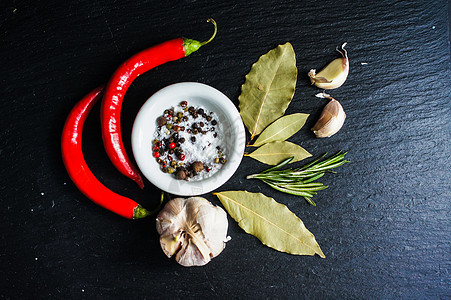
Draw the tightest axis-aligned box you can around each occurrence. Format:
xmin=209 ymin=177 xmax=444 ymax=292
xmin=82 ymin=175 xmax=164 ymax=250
xmin=61 ymin=19 xmax=351 ymax=267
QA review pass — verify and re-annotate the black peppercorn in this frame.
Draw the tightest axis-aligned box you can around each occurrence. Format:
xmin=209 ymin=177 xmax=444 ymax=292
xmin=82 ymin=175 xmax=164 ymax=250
xmin=211 ymin=120 xmax=217 ymax=125
xmin=191 ymin=136 xmax=196 ymax=142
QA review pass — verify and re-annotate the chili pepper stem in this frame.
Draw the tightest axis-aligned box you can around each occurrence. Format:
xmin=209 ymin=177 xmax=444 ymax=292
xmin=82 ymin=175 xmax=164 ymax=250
xmin=183 ymin=18 xmax=217 ymax=56
xmin=132 ymin=191 xmax=165 ymax=219
xmin=133 ymin=205 xmax=151 ymax=219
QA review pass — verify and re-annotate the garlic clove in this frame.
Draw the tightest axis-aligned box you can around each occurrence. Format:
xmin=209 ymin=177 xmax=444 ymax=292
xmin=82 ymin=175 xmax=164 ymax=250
xmin=312 ymin=97 xmax=346 ymax=138
xmin=156 ymin=197 xmax=229 ymax=267
xmin=159 ymin=233 xmax=182 ymax=257
xmin=308 ymin=43 xmax=349 ymax=90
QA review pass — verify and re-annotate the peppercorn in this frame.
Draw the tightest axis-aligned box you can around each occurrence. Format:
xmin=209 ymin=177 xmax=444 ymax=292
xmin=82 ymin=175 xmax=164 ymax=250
xmin=192 ymin=161 xmax=204 ymax=172
xmin=177 ymin=112 xmax=183 ymax=119
xmin=211 ymin=120 xmax=217 ymax=125
xmin=167 ymin=167 xmax=175 ymax=174
xmin=214 ymin=157 xmax=220 ymax=163
xmin=219 ymin=158 xmax=227 ymax=164
xmin=206 ymin=116 xmax=212 ymax=121
xmin=180 ymin=126 xmax=185 ymax=131
xmin=173 ymin=116 xmax=178 ymax=122
xmin=164 ymin=109 xmax=169 ymax=114
xmin=174 ymin=125 xmax=180 ymax=132
xmin=166 ymin=123 xmax=173 ymax=130
xmin=175 ymin=170 xmax=186 ymax=180
xmin=197 ymin=108 xmax=204 ymax=115
xmin=193 ymin=128 xmax=199 ymax=134
xmin=191 ymin=136 xmax=196 ymax=142
xmin=157 ymin=116 xmax=167 ymax=127
xmin=180 ymin=137 xmax=185 ymax=143
xmin=200 ymin=122 xmax=204 ymax=127
xmin=180 ymin=101 xmax=188 ymax=107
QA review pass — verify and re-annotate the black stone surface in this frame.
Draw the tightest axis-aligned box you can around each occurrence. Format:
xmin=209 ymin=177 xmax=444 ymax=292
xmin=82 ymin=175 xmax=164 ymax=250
xmin=1 ymin=1 xmax=450 ymax=298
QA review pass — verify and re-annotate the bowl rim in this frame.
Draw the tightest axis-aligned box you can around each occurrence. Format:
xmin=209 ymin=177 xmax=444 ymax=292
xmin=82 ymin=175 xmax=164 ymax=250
xmin=131 ymin=82 xmax=246 ymax=196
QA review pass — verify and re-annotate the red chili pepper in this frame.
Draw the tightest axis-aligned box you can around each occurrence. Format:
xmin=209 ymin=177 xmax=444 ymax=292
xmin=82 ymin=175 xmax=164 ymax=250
xmin=61 ymin=87 xmax=151 ymax=219
xmin=101 ymin=19 xmax=217 ymax=189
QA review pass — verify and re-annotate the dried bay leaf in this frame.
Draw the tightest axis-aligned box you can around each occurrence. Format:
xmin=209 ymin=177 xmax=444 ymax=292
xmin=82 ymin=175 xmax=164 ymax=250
xmin=215 ymin=191 xmax=325 ymax=258
xmin=251 ymin=113 xmax=309 ymax=147
xmin=245 ymin=141 xmax=311 ymax=165
xmin=239 ymin=43 xmax=297 ymax=140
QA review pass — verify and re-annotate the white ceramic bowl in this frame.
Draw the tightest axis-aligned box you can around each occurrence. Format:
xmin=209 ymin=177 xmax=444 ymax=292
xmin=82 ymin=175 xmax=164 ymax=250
xmin=132 ymin=82 xmax=246 ymax=196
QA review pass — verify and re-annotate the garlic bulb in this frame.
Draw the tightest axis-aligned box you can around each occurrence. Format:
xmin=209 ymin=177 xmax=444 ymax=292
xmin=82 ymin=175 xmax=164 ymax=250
xmin=156 ymin=197 xmax=230 ymax=267
xmin=308 ymin=43 xmax=349 ymax=90
xmin=312 ymin=93 xmax=346 ymax=138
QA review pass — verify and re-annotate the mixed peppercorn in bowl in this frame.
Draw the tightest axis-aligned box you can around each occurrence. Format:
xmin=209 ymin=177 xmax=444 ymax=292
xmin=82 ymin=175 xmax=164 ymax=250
xmin=152 ymin=101 xmax=227 ymax=181
xmin=132 ymin=82 xmax=245 ymax=196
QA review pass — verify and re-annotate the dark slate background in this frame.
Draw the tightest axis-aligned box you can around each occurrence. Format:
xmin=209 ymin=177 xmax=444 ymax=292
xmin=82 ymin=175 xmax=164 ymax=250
xmin=1 ymin=0 xmax=450 ymax=298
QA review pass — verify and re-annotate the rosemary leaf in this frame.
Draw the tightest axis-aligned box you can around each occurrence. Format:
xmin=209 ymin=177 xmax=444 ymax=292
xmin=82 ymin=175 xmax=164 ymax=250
xmin=248 ymin=152 xmax=348 ymax=205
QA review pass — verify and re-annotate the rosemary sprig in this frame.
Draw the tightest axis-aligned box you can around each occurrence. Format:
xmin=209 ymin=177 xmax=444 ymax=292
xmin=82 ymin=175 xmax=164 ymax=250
xmin=247 ymin=152 xmax=349 ymax=206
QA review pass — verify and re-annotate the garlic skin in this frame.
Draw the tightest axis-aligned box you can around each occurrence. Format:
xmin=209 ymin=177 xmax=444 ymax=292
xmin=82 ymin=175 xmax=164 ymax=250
xmin=312 ymin=97 xmax=346 ymax=138
xmin=308 ymin=43 xmax=349 ymax=90
xmin=156 ymin=197 xmax=230 ymax=267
